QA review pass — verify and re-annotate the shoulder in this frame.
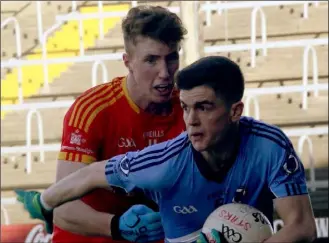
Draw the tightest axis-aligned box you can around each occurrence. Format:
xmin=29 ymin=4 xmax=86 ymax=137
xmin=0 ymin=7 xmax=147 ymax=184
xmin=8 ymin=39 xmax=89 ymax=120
xmin=128 ymin=132 xmax=190 ymax=171
xmin=124 ymin=132 xmax=190 ymax=190
xmin=64 ymin=77 xmax=125 ymax=132
xmin=240 ymin=116 xmax=292 ymax=152
xmin=239 ymin=117 xmax=301 ymax=177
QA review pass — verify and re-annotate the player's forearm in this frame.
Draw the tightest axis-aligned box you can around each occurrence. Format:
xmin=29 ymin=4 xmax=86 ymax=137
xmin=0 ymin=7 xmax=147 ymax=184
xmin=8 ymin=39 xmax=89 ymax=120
xmin=43 ymin=165 xmax=97 ymax=209
xmin=264 ymin=223 xmax=316 ymax=243
xmin=54 ymin=200 xmax=114 ymax=237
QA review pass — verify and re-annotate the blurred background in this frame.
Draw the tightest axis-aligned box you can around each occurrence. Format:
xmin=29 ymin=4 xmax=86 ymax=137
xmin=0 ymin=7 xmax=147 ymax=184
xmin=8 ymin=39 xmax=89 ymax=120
xmin=1 ymin=1 xmax=328 ymax=242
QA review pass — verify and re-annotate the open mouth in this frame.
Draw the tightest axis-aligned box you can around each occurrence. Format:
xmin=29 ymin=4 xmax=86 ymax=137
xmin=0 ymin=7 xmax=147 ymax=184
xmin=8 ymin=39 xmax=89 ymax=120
xmin=154 ymin=84 xmax=174 ymax=94
xmin=190 ymin=133 xmax=203 ymax=140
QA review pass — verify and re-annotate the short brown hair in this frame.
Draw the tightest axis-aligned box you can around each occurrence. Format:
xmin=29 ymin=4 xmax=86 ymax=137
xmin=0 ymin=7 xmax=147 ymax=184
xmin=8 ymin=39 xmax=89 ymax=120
xmin=122 ymin=6 xmax=187 ymax=49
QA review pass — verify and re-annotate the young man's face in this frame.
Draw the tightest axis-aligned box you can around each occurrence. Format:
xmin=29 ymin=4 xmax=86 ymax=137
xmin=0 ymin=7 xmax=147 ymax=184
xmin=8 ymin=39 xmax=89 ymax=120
xmin=124 ymin=36 xmax=180 ymax=104
xmin=180 ymin=85 xmax=241 ymax=152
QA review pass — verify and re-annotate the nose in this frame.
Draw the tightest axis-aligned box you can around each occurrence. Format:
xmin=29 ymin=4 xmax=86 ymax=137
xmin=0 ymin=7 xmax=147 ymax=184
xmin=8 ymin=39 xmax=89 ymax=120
xmin=158 ymin=61 xmax=170 ymax=79
xmin=186 ymin=109 xmax=200 ymax=127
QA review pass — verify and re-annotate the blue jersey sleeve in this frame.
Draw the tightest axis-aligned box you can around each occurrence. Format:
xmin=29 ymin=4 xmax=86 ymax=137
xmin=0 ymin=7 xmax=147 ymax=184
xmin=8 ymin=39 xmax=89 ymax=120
xmin=268 ymin=141 xmax=308 ymax=198
xmin=104 ymin=133 xmax=189 ymax=194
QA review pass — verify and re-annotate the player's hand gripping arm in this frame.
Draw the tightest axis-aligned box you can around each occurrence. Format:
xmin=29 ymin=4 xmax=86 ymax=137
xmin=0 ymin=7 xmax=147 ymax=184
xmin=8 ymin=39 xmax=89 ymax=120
xmin=46 ymin=144 xmax=176 ymax=240
xmin=15 ymin=161 xmax=114 ymax=236
xmin=41 ymin=160 xmax=109 ymax=208
xmin=23 ymin=158 xmax=164 ymax=242
xmin=53 ymin=160 xmax=114 ymax=237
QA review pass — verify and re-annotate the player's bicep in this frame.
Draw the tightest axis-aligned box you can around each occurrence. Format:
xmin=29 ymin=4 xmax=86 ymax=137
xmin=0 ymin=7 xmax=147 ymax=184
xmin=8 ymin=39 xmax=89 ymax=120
xmin=44 ymin=160 xmax=109 ymax=208
xmin=87 ymin=160 xmax=110 ymax=189
xmin=268 ymin=150 xmax=308 ymax=198
xmin=274 ymin=194 xmax=315 ymax=227
xmin=56 ymin=160 xmax=87 ymax=181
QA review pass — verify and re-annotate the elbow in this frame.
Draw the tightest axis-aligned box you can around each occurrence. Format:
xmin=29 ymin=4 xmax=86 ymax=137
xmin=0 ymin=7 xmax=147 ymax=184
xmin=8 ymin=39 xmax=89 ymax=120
xmin=305 ymin=221 xmax=317 ymax=242
xmin=297 ymin=219 xmax=317 ymax=243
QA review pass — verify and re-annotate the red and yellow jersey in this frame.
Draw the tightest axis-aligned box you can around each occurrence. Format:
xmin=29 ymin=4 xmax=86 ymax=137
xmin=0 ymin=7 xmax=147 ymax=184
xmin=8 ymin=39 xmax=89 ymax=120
xmin=53 ymin=77 xmax=185 ymax=243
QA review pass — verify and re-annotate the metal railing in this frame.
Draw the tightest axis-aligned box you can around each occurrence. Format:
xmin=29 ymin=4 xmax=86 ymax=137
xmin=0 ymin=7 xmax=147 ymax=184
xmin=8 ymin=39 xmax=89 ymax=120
xmin=92 ymin=60 xmax=108 ymax=87
xmin=38 ymin=1 xmax=80 ymax=91
xmin=1 ymin=198 xmax=16 ymax=226
xmin=1 ymin=17 xmax=23 ymax=104
xmin=36 ymin=1 xmax=79 ymax=42
xmin=202 ymin=1 xmax=319 ymax=26
xmin=2 ymin=38 xmax=327 ymax=69
xmin=1 ymin=205 xmax=10 ymax=225
xmin=303 ymin=45 xmax=319 ymax=110
xmin=1 ymin=0 xmax=326 ymax=102
xmin=2 ymin=83 xmax=327 ymax=113
xmin=298 ymin=135 xmax=316 ymax=191
xmin=251 ymin=6 xmax=267 ymax=67
xmin=2 ymin=82 xmax=328 ymax=169
xmin=26 ymin=109 xmax=45 ymax=174
xmin=244 ymin=96 xmax=260 ymax=119
xmin=36 ymin=1 xmax=43 ymax=43
xmin=1 ymin=0 xmax=327 ymax=190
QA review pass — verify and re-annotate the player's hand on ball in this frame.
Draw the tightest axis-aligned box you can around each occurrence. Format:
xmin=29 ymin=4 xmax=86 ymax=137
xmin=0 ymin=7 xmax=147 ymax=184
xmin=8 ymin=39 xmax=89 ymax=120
xmin=118 ymin=204 xmax=164 ymax=243
xmin=15 ymin=189 xmax=53 ymax=233
xmin=198 ymin=229 xmax=227 ymax=243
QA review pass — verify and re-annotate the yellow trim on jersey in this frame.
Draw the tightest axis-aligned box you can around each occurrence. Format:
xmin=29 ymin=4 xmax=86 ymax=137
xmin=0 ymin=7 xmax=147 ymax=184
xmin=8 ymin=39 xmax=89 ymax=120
xmin=58 ymin=151 xmax=95 ymax=163
xmin=78 ymin=85 xmax=121 ymax=130
xmin=81 ymin=155 xmax=96 ymax=164
xmin=122 ymin=77 xmax=140 ymax=114
xmin=68 ymin=153 xmax=73 ymax=161
xmin=69 ymin=84 xmax=105 ymax=127
xmin=84 ymin=91 xmax=124 ymax=132
xmin=58 ymin=152 xmax=67 ymax=161
xmin=73 ymin=84 xmax=113 ymax=128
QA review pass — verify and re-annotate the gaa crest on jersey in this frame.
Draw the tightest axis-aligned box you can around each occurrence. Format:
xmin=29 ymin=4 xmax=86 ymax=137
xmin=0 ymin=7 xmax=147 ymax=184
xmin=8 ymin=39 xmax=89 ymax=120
xmin=283 ymin=154 xmax=299 ymax=175
xmin=119 ymin=156 xmax=130 ymax=176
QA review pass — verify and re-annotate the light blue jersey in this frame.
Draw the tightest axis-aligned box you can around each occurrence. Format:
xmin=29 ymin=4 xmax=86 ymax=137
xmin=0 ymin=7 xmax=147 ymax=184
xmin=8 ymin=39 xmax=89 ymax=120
xmin=105 ymin=116 xmax=308 ymax=243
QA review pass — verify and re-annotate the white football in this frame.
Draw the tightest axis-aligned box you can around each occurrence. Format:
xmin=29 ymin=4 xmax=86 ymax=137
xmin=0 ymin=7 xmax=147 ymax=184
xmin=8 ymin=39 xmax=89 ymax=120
xmin=202 ymin=203 xmax=274 ymax=243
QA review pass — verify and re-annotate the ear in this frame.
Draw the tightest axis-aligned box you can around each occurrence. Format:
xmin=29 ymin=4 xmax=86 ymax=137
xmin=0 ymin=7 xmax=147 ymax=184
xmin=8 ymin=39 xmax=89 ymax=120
xmin=230 ymin=101 xmax=244 ymax=122
xmin=123 ymin=53 xmax=132 ymax=71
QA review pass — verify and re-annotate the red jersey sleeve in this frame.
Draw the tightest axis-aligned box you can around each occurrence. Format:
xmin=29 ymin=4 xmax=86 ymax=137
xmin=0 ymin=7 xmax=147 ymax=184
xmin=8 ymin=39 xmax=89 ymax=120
xmin=58 ymin=84 xmax=109 ymax=164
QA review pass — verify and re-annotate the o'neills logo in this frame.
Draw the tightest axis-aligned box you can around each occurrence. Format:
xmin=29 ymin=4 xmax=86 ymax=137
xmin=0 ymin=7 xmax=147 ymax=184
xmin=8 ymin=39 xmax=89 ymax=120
xmin=1 ymin=224 xmax=52 ymax=243
xmin=25 ymin=224 xmax=52 ymax=243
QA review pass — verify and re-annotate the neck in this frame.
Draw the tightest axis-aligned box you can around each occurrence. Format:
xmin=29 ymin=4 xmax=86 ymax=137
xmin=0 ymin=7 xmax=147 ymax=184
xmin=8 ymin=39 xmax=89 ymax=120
xmin=126 ymin=74 xmax=172 ymax=116
xmin=201 ymin=122 xmax=240 ymax=171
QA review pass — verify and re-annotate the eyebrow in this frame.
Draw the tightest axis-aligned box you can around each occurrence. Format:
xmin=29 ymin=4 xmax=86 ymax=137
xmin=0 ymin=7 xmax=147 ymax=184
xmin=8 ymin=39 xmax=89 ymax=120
xmin=166 ymin=51 xmax=179 ymax=58
xmin=144 ymin=54 xmax=160 ymax=59
xmin=145 ymin=51 xmax=178 ymax=58
xmin=180 ymin=100 xmax=215 ymax=106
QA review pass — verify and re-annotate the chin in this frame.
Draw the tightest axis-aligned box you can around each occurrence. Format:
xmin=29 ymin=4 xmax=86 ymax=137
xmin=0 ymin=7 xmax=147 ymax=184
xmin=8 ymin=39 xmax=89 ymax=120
xmin=153 ymin=95 xmax=172 ymax=103
xmin=191 ymin=142 xmax=207 ymax=152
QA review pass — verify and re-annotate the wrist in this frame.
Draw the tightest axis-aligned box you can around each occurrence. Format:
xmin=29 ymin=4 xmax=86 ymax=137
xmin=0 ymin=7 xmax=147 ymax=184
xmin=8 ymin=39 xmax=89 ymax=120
xmin=110 ymin=214 xmax=124 ymax=240
xmin=39 ymin=193 xmax=53 ymax=212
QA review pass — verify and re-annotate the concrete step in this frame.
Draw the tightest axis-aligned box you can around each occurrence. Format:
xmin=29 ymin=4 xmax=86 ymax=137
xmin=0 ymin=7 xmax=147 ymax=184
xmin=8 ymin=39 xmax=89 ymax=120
xmin=1 ymin=152 xmax=58 ymax=190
